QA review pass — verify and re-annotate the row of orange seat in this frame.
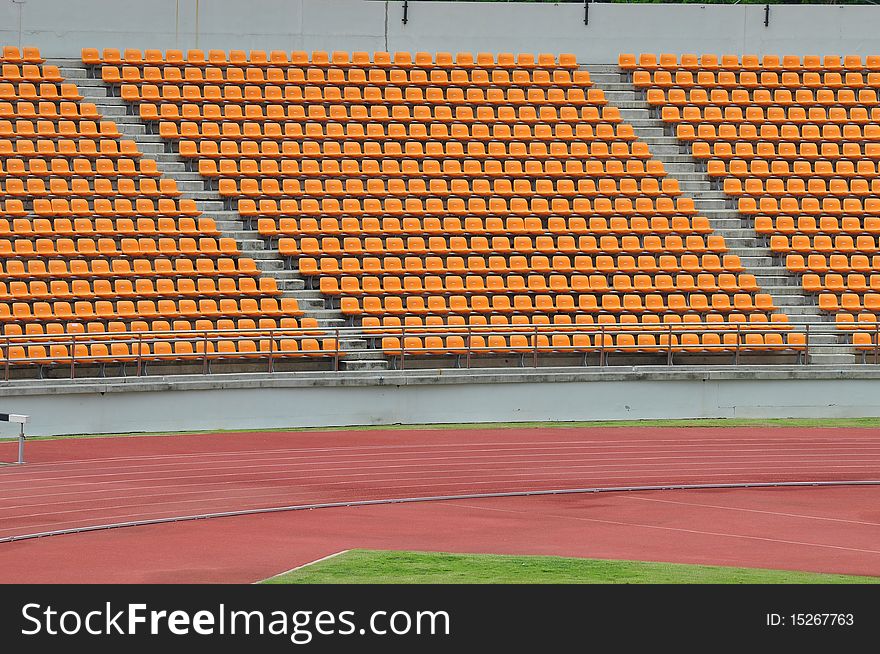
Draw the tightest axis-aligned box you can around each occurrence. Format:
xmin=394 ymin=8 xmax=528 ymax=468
xmin=239 ymin=195 xmax=696 ymax=216
xmin=201 ymin=157 xmax=664 ymax=179
xmin=723 ymin=177 xmax=880 ymax=196
xmin=786 ymin=254 xmax=880 ymax=274
xmin=635 ymin=70 xmax=880 ymax=89
xmin=0 ymin=296 xmax=301 ymax=321
xmin=181 ymin=139 xmax=644 ymax=161
xmin=0 ymin=256 xmax=259 ymax=279
xmin=0 ymin=100 xmax=100 ymax=119
xmin=738 ymin=195 xmax=880 ymax=215
xmin=339 ymin=292 xmax=775 ymax=316
xmin=0 ymin=64 xmax=63 ymax=83
xmin=0 ymin=158 xmax=160 ymax=178
xmin=277 ymin=234 xmax=726 ymax=257
xmin=620 ymin=53 xmax=879 ymax=71
xmin=120 ymin=83 xmax=604 ymax=106
xmin=0 ymin=195 xmax=199 ymax=215
xmin=0 ymin=83 xmax=81 ymax=100
xmin=363 ymin=311 xmax=787 ymax=331
xmin=298 ymin=253 xmax=745 ymax=276
xmin=0 ymin=119 xmax=121 ymax=138
xmin=1 ymin=316 xmax=318 ymax=337
xmin=86 ymin=48 xmax=579 ymax=69
xmin=3 ymin=337 xmax=338 ymax=364
xmin=649 ymin=87 xmax=880 ymax=108
xmin=803 ymin=274 xmax=880 ymax=293
xmin=756 ymin=216 xmax=880 ymax=236
xmin=141 ymin=102 xmax=621 ymax=126
xmin=0 ymin=138 xmax=141 ymax=157
xmin=223 ymin=178 xmax=683 ymax=200
xmin=318 ymin=273 xmax=757 ymax=296
xmin=692 ymin=142 xmax=879 ymax=162
xmin=707 ymin=161 xmax=880 ymax=181
xmin=770 ymin=234 xmax=880 ymax=253
xmin=0 ymin=276 xmax=279 ymax=300
xmin=0 ymin=177 xmax=179 ymax=196
xmin=378 ymin=332 xmax=803 ymax=355
xmin=0 ymin=236 xmax=238 ymax=257
xmin=104 ymin=65 xmax=592 ymax=88
xmin=679 ymin=124 xmax=880 ymax=144
xmin=182 ymin=144 xmax=646 ymax=166
xmin=255 ymin=215 xmax=711 ymax=237
xmin=659 ymin=105 xmax=879 ymax=124
xmin=1 ymin=47 xmax=43 ymax=64
xmin=0 ymin=216 xmax=215 ymax=236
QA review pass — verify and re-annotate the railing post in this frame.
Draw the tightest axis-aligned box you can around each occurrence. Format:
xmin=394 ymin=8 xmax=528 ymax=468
xmin=735 ymin=324 xmax=741 ymax=365
xmin=334 ymin=327 xmax=340 ymax=372
xmin=533 ymin=324 xmax=538 ymax=368
xmin=4 ymin=336 xmax=9 ymax=381
xmin=136 ymin=333 xmax=143 ymax=377
xmin=70 ymin=334 xmax=76 ymax=379
xmin=268 ymin=328 xmax=274 ymax=374
xmin=400 ymin=325 xmax=406 ymax=371
xmin=599 ymin=325 xmax=606 ymax=367
xmin=203 ymin=331 xmax=210 ymax=374
xmin=666 ymin=323 xmax=673 ymax=366
xmin=466 ymin=326 xmax=472 ymax=369
xmin=804 ymin=323 xmax=810 ymax=366
xmin=875 ymin=322 xmax=879 ymax=366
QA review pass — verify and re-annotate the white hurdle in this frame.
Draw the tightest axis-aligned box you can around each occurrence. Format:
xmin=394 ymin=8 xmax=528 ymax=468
xmin=0 ymin=413 xmax=29 ymax=464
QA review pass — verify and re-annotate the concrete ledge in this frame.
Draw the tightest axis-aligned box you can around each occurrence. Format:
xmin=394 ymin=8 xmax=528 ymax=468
xmin=3 ymin=365 xmax=880 ymax=397
xmin=2 ymin=366 xmax=879 ymax=436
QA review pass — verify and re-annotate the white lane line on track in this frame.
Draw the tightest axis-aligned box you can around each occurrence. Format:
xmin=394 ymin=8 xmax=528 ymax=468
xmin=5 ymin=481 xmax=880 ymax=549
xmin=4 ymin=447 xmax=880 ymax=488
xmin=3 ymin=471 xmax=880 ymax=536
xmin=10 ymin=442 xmax=880 ymax=481
xmin=256 ymin=550 xmax=351 ymax=584
xmin=9 ymin=461 xmax=880 ymax=520
xmin=621 ymin=494 xmax=880 ymax=528
xmin=3 ymin=435 xmax=879 ymax=470
xmin=448 ymin=502 xmax=880 ymax=557
xmin=4 ymin=459 xmax=880 ymax=506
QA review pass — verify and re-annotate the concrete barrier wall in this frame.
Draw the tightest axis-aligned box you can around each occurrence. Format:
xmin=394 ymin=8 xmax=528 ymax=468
xmin=1 ymin=0 xmax=879 ymax=60
xmin=4 ymin=374 xmax=880 ymax=437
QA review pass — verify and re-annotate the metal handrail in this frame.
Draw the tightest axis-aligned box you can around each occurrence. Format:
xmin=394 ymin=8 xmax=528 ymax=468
xmin=0 ymin=320 xmax=877 ymax=379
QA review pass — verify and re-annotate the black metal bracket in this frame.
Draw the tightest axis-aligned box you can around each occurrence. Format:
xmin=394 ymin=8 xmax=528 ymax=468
xmin=584 ymin=0 xmax=590 ymax=26
xmin=764 ymin=4 xmax=770 ymax=27
xmin=403 ymin=0 xmax=409 ymax=25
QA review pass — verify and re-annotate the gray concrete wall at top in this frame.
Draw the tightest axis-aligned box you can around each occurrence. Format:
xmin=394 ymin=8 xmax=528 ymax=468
xmin=2 ymin=373 xmax=880 ymax=437
xmin=1 ymin=0 xmax=878 ymax=61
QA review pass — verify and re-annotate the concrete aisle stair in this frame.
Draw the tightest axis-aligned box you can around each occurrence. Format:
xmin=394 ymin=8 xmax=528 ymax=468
xmin=51 ymin=58 xmax=388 ymax=371
xmin=585 ymin=64 xmax=855 ymax=365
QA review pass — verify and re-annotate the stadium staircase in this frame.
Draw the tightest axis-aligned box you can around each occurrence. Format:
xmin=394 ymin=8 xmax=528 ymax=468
xmin=586 ymin=63 xmax=854 ymax=364
xmin=52 ymin=58 xmax=389 ymax=371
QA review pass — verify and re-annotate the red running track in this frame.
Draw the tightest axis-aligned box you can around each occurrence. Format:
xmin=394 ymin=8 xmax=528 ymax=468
xmin=1 ymin=427 xmax=879 ymax=542
xmin=1 ymin=486 xmax=879 ymax=583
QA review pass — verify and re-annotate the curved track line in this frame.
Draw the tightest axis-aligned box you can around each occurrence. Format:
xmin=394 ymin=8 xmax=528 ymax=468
xmin=2 ymin=479 xmax=878 ymax=545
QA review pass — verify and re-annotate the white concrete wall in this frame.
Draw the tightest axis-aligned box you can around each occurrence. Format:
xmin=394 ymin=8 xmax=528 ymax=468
xmin=1 ymin=0 xmax=879 ymax=61
xmin=4 ymin=376 xmax=880 ymax=437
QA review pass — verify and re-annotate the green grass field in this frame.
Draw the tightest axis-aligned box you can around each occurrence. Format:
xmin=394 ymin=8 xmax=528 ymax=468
xmin=262 ymin=550 xmax=880 ymax=585
xmin=26 ymin=416 xmax=880 ymax=441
